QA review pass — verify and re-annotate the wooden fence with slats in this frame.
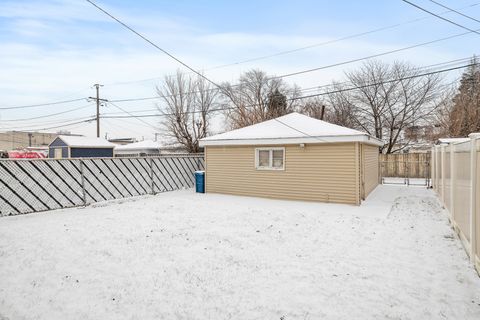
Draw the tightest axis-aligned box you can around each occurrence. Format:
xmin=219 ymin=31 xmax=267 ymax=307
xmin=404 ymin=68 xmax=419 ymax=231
xmin=380 ymin=153 xmax=431 ymax=179
xmin=0 ymin=154 xmax=204 ymax=216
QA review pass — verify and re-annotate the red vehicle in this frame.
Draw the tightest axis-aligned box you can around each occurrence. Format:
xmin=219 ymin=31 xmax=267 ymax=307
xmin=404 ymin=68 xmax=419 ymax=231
xmin=7 ymin=147 xmax=47 ymax=159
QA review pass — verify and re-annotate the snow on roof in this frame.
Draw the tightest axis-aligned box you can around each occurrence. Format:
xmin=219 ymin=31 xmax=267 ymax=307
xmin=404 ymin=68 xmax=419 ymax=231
xmin=114 ymin=140 xmax=161 ymax=151
xmin=437 ymin=138 xmax=470 ymax=145
xmin=114 ymin=140 xmax=187 ymax=152
xmin=200 ymin=112 xmax=383 ymax=146
xmin=55 ymin=135 xmax=116 ymax=148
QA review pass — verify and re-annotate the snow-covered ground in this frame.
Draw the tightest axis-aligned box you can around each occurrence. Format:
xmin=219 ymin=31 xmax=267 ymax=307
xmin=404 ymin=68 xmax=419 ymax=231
xmin=0 ymin=186 xmax=479 ymax=320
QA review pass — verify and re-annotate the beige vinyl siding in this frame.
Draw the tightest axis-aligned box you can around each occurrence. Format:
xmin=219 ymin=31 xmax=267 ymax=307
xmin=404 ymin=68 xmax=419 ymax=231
xmin=363 ymin=144 xmax=379 ymax=197
xmin=205 ymin=143 xmax=359 ymax=205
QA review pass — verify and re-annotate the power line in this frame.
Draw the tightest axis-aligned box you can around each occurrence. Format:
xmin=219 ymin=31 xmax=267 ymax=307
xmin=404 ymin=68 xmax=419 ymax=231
xmin=30 ymin=119 xmax=95 ymax=131
xmin=0 ymin=118 xmax=95 ymax=133
xmin=102 ymin=118 xmax=151 ymax=137
xmin=0 ymin=54 xmax=464 ymax=117
xmin=84 ymin=0 xmax=475 ymax=141
xmin=103 ymin=2 xmax=480 ymax=86
xmin=0 ymin=104 xmax=94 ymax=122
xmin=0 ymin=115 xmax=92 ymax=128
xmin=8 ymin=57 xmax=461 ymax=125
xmin=107 ymin=101 xmax=159 ymax=130
xmin=290 ymin=63 xmax=472 ymax=101
xmin=429 ymin=0 xmax=480 ymax=23
xmin=272 ymin=31 xmax=480 ymax=79
xmin=0 ymin=55 xmax=470 ymax=114
xmin=0 ymin=51 xmax=471 ymax=116
xmin=109 ymin=55 xmax=477 ymax=103
xmin=0 ymin=116 xmax=96 ymax=131
xmin=0 ymin=2 xmax=474 ymax=114
xmin=401 ymin=0 xmax=480 ymax=35
xmin=0 ymin=98 xmax=88 ymax=110
xmin=2 ymin=27 xmax=475 ymax=112
xmin=85 ymin=0 xmax=218 ymax=89
xmin=101 ymin=62 xmax=474 ymax=119
xmin=100 ymin=108 xmax=159 ymax=116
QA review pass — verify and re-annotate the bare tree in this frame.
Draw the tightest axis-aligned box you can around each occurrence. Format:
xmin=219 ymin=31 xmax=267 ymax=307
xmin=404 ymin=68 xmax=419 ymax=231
xmin=301 ymin=82 xmax=364 ymax=129
xmin=157 ymin=71 xmax=218 ymax=153
xmin=445 ymin=57 xmax=480 ymax=137
xmin=300 ymin=96 xmax=326 ymax=119
xmin=320 ymin=60 xmax=444 ymax=153
xmin=429 ymin=86 xmax=455 ymax=140
xmin=221 ymin=69 xmax=301 ymax=129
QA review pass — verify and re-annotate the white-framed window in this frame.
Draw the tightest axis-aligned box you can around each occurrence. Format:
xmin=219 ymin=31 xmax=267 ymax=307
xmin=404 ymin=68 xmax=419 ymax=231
xmin=255 ymin=147 xmax=285 ymax=170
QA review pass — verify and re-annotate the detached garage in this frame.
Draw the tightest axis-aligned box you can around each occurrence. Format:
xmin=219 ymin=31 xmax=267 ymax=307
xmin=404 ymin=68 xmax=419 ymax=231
xmin=48 ymin=135 xmax=115 ymax=158
xmin=199 ymin=112 xmax=383 ymax=205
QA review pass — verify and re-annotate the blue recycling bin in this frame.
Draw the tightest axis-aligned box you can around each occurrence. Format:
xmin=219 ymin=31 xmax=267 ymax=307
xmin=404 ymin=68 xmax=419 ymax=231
xmin=195 ymin=171 xmax=205 ymax=193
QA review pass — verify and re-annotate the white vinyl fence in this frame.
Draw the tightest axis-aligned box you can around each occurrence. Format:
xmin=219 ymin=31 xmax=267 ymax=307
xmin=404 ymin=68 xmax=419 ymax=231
xmin=0 ymin=154 xmax=204 ymax=216
xmin=431 ymin=134 xmax=480 ymax=274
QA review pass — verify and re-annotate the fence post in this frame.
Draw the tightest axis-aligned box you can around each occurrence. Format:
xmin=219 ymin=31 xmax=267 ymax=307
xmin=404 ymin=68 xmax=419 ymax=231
xmin=149 ymin=157 xmax=155 ymax=195
xmin=431 ymin=149 xmax=435 ymax=189
xmin=79 ymin=159 xmax=87 ymax=206
xmin=405 ymin=156 xmax=409 ymax=186
xmin=469 ymin=134 xmax=478 ymax=263
xmin=441 ymin=145 xmax=446 ymax=204
xmin=430 ymin=150 xmax=434 ymax=189
xmin=450 ymin=144 xmax=455 ymax=223
xmin=378 ymin=154 xmax=381 ymax=184
xmin=423 ymin=157 xmax=433 ymax=189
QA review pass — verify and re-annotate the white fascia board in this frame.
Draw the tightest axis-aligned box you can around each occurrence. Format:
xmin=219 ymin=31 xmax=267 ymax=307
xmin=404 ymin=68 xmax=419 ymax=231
xmin=200 ymin=134 xmax=384 ymax=147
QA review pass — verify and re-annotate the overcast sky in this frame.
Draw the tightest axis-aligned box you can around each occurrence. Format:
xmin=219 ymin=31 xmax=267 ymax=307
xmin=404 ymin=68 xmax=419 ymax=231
xmin=0 ymin=0 xmax=479 ymax=141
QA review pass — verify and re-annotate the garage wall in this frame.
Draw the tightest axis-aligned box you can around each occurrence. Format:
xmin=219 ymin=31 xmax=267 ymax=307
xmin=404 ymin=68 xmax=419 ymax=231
xmin=205 ymin=143 xmax=360 ymax=204
xmin=363 ymin=144 xmax=379 ymax=198
xmin=70 ymin=148 xmax=114 ymax=158
xmin=48 ymin=137 xmax=68 ymax=158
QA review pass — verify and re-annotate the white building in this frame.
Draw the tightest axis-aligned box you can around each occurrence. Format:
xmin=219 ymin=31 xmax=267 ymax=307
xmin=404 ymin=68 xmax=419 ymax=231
xmin=114 ymin=140 xmax=187 ymax=157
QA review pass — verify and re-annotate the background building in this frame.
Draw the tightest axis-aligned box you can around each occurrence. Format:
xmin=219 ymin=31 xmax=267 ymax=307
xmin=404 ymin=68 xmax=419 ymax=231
xmin=49 ymin=135 xmax=116 ymax=158
xmin=0 ymin=131 xmax=58 ymax=151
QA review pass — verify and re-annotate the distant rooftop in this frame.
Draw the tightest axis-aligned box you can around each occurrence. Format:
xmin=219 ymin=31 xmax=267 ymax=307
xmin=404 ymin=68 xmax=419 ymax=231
xmin=53 ymin=135 xmax=116 ymax=148
xmin=114 ymin=140 xmax=161 ymax=151
xmin=437 ymin=138 xmax=470 ymax=145
xmin=115 ymin=140 xmax=186 ymax=151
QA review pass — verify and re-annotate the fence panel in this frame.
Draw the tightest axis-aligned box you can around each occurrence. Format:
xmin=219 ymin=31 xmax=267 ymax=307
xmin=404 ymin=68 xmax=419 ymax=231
xmin=476 ymin=140 xmax=480 ymax=262
xmin=435 ymin=147 xmax=441 ymax=194
xmin=432 ymin=137 xmax=480 ymax=275
xmin=444 ymin=147 xmax=451 ymax=210
xmin=380 ymin=153 xmax=430 ymax=178
xmin=380 ymin=153 xmax=430 ymax=187
xmin=453 ymin=142 xmax=472 ymax=241
xmin=0 ymin=154 xmax=204 ymax=216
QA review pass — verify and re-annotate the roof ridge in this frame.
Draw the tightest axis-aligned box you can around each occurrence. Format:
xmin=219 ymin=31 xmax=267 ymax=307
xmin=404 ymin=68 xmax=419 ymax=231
xmin=199 ymin=112 xmax=383 ymax=147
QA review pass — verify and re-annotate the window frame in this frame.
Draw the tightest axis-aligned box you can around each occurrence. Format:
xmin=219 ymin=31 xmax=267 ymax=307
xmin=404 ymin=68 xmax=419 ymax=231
xmin=254 ymin=147 xmax=285 ymax=171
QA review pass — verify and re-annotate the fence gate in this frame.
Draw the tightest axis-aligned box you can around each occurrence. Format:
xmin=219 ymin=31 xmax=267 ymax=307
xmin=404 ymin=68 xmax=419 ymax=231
xmin=380 ymin=153 xmax=431 ymax=187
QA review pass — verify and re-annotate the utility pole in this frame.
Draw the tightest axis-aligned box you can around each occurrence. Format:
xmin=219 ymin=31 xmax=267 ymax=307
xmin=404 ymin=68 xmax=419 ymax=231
xmin=28 ymin=132 xmax=33 ymax=147
xmin=320 ymin=105 xmax=326 ymax=120
xmin=88 ymin=84 xmax=107 ymax=138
